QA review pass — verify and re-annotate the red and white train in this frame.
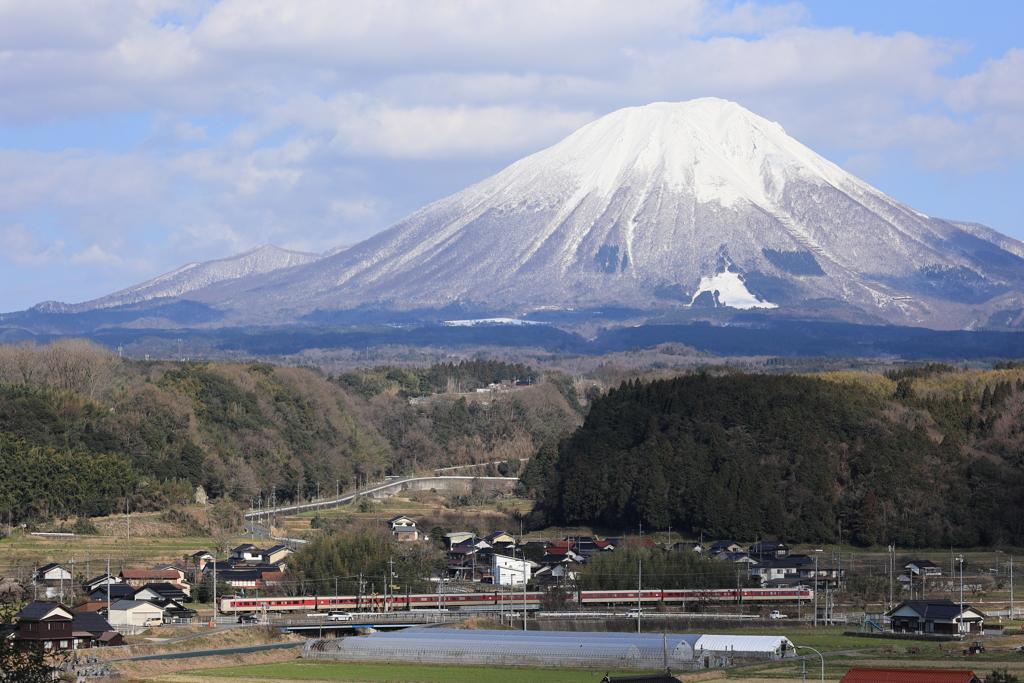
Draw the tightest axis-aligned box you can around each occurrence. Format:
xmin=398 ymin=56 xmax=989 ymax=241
xmin=219 ymin=586 xmax=812 ymax=614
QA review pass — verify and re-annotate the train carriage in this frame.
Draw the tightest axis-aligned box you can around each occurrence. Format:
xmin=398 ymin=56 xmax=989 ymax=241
xmin=219 ymin=586 xmax=811 ymax=615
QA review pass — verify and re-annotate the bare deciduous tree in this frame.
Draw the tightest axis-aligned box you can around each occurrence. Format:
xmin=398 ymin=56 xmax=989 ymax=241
xmin=0 ymin=341 xmax=44 ymax=386
xmin=43 ymin=338 xmax=121 ymax=399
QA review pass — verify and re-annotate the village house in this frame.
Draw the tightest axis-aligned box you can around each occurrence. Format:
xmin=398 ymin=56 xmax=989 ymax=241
xmin=262 ymin=545 xmax=294 ymax=565
xmin=444 ymin=531 xmax=474 ymax=548
xmin=386 ymin=515 xmax=420 ymax=541
xmin=14 ymin=600 xmax=122 ymax=650
xmin=81 ymin=574 xmax=121 ymax=593
xmin=748 ymin=541 xmax=791 ymax=561
xmin=14 ymin=601 xmax=75 ymax=650
xmin=230 ymin=543 xmax=265 ymax=562
xmin=491 ymin=553 xmax=532 ymax=586
xmin=33 ymin=563 xmax=72 ymax=586
xmin=88 ymin=584 xmax=135 ymax=603
xmin=886 ymin=599 xmax=986 ymax=635
xmin=119 ymin=569 xmax=183 ymax=588
xmin=905 ymin=560 xmax=943 ymax=577
xmin=132 ymin=583 xmax=189 ymax=603
xmin=708 ymin=541 xmax=744 ymax=555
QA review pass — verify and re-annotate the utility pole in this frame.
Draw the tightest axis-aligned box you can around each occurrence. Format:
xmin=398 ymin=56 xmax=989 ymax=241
xmin=813 ymin=553 xmax=818 ymax=627
xmin=126 ymin=495 xmax=130 ymax=541
xmin=957 ymin=554 xmax=964 ymax=634
xmin=522 ymin=551 xmax=527 ymax=632
xmin=106 ymin=557 xmax=111 ymax=615
xmin=213 ymin=548 xmax=218 ymax=625
xmin=388 ymin=557 xmax=395 ymax=613
xmin=637 ymin=558 xmax=642 ymax=633
xmin=1012 ymin=554 xmax=1015 ymax=619
xmin=888 ymin=545 xmax=894 ymax=609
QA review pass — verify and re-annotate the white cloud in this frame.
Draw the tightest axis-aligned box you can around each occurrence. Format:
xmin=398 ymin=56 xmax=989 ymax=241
xmin=69 ymin=243 xmax=123 ymax=266
xmin=947 ymin=48 xmax=1024 ymax=113
xmin=2 ymin=0 xmax=1024 ymax=310
xmin=0 ymin=223 xmax=64 ymax=266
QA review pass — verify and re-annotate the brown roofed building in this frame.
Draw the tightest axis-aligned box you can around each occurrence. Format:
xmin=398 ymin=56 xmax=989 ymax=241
xmin=839 ymin=669 xmax=981 ymax=683
xmin=119 ymin=570 xmax=182 ymax=587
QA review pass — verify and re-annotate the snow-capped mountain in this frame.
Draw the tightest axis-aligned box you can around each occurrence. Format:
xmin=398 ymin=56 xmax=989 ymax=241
xmin=37 ymin=245 xmax=323 ymax=314
xmin=38 ymin=99 xmax=1024 ymax=329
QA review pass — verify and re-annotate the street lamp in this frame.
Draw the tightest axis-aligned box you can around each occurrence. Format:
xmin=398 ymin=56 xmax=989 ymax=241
xmin=797 ymin=645 xmax=824 ymax=683
xmin=956 ymin=555 xmax=965 ymax=634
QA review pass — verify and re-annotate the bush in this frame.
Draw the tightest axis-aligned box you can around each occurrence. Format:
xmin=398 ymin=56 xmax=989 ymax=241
xmin=71 ymin=517 xmax=99 ymax=535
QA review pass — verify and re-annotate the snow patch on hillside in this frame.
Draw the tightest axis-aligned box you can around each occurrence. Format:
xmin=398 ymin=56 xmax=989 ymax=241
xmin=692 ymin=271 xmax=777 ymax=309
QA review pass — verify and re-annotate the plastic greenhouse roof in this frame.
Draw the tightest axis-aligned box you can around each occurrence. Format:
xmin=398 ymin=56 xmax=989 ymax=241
xmin=692 ymin=635 xmax=795 ymax=654
xmin=304 ymin=630 xmax=700 ymax=669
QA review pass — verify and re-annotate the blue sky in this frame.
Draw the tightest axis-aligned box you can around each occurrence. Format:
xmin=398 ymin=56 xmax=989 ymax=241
xmin=2 ymin=0 xmax=1024 ymax=312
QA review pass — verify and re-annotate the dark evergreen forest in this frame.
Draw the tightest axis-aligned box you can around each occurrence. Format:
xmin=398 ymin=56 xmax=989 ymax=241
xmin=523 ymin=371 xmax=1024 ymax=548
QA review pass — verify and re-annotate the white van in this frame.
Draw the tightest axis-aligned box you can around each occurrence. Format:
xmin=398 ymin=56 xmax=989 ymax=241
xmin=327 ymin=611 xmax=353 ymax=621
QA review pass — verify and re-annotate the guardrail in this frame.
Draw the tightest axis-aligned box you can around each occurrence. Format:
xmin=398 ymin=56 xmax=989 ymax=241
xmin=244 ymin=476 xmax=518 ymax=521
xmin=534 ymin=612 xmax=763 ymax=620
xmin=275 ymin=612 xmax=450 ymax=626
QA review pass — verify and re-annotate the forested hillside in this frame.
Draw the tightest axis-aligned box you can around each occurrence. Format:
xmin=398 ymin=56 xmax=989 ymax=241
xmin=524 ymin=367 xmax=1024 ymax=548
xmin=0 ymin=341 xmax=580 ymax=526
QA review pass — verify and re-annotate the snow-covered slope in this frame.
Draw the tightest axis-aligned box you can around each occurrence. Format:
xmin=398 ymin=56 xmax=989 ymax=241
xmin=78 ymin=245 xmax=322 ymax=311
xmin=55 ymin=99 xmax=1024 ymax=329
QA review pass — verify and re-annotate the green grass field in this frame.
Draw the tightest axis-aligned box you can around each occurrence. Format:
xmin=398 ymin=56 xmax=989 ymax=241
xmin=169 ymin=660 xmax=651 ymax=683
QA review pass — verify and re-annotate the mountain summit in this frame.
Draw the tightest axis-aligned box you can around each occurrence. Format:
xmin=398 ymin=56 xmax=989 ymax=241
xmin=34 ymin=99 xmax=1024 ymax=329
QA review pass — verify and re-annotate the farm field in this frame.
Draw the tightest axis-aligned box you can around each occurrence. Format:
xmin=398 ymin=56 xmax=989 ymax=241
xmin=149 ymin=660 xmax=658 ymax=683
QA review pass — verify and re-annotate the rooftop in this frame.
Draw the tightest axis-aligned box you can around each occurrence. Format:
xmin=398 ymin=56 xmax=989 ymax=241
xmin=839 ymin=669 xmax=980 ymax=683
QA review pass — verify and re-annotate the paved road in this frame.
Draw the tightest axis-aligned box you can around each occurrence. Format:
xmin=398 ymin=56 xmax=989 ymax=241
xmin=244 ymin=476 xmax=518 ymax=522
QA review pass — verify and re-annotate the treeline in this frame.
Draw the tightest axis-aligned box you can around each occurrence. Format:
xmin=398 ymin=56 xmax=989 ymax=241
xmin=576 ymin=545 xmax=738 ymax=591
xmin=0 ymin=341 xmax=582 ymax=524
xmin=525 ymin=369 xmax=1024 ymax=547
xmin=336 ymin=359 xmax=538 ymax=398
xmin=0 ymin=432 xmax=133 ymax=520
xmin=334 ymin=363 xmax=581 ymax=477
xmin=0 ymin=341 xmax=388 ymax=522
xmin=285 ymin=525 xmax=444 ymax=595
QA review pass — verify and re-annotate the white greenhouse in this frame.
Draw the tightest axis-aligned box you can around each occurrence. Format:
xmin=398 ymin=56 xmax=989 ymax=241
xmin=302 ymin=630 xmax=796 ymax=670
xmin=303 ymin=630 xmax=702 ymax=669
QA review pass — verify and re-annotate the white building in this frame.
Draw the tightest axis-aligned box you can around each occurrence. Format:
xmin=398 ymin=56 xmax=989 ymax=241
xmin=107 ymin=599 xmax=165 ymax=628
xmin=492 ymin=554 xmax=531 ymax=586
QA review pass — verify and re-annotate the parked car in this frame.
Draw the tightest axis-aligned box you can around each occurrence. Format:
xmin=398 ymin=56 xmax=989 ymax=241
xmin=238 ymin=615 xmax=259 ymax=624
xmin=143 ymin=617 xmax=163 ymax=627
xmin=327 ymin=611 xmax=354 ymax=621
